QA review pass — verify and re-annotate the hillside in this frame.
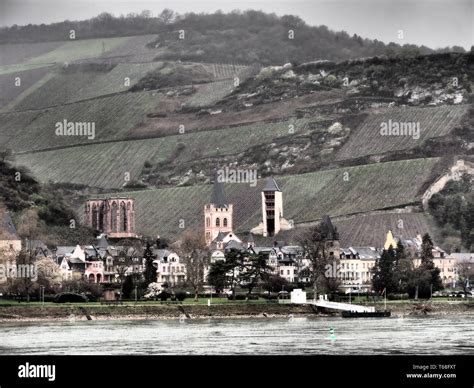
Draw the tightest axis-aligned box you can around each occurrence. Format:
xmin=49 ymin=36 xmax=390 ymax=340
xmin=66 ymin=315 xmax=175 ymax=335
xmin=1 ymin=11 xmax=472 ymax=250
xmin=0 ymin=160 xmax=95 ymax=246
xmin=336 ymin=105 xmax=469 ymax=161
xmin=80 ymin=158 xmax=443 ymax=239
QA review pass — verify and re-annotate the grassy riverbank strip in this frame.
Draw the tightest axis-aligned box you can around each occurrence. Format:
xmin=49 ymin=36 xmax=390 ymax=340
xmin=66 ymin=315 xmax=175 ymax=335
xmin=0 ymin=299 xmax=473 ymax=322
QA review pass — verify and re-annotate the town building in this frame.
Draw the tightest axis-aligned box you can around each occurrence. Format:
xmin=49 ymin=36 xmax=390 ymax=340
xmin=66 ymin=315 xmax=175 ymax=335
xmin=339 ymin=247 xmax=380 ymax=292
xmin=153 ymin=249 xmax=186 ymax=289
xmin=446 ymin=253 xmax=474 ymax=288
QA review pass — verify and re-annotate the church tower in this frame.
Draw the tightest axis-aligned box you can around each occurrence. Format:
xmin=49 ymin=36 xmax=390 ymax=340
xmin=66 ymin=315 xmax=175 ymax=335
xmin=261 ymin=178 xmax=283 ymax=237
xmin=204 ymin=172 xmax=233 ymax=245
xmin=251 ymin=177 xmax=293 ymax=237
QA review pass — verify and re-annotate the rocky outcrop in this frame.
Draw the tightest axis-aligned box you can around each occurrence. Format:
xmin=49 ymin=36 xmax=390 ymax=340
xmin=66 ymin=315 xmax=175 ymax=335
xmin=421 ymin=159 xmax=474 ymax=208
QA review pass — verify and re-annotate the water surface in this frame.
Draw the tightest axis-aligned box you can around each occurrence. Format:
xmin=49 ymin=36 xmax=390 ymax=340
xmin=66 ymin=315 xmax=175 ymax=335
xmin=0 ymin=315 xmax=472 ymax=355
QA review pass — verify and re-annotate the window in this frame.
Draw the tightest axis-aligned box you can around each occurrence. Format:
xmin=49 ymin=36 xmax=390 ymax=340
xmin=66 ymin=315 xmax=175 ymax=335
xmin=223 ymin=218 xmax=228 ymax=227
xmin=287 ymin=270 xmax=290 ymax=275
xmin=216 ymin=218 xmax=220 ymax=227
xmin=206 ymin=218 xmax=210 ymax=227
xmin=280 ymin=270 xmax=283 ymax=275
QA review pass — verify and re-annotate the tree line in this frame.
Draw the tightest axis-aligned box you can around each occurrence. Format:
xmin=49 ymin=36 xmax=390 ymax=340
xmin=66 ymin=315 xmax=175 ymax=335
xmin=1 ymin=10 xmax=466 ymax=64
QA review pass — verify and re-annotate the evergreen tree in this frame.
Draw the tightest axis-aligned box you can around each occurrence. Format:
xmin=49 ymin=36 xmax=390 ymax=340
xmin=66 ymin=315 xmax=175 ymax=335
xmin=222 ymin=249 xmax=244 ymax=300
xmin=420 ymin=233 xmax=435 ymax=263
xmin=371 ymin=245 xmax=397 ymax=294
xmin=240 ymin=252 xmax=272 ymax=298
xmin=143 ymin=242 xmax=157 ymax=286
xmin=122 ymin=275 xmax=134 ymax=299
xmin=411 ymin=233 xmax=443 ymax=298
xmin=421 ymin=234 xmax=443 ymax=291
xmin=394 ymin=240 xmax=423 ymax=297
xmin=207 ymin=260 xmax=229 ymax=294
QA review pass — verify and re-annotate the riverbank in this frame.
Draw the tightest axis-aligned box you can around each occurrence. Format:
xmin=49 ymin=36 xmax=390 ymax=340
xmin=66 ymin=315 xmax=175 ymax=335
xmin=1 ymin=300 xmax=474 ymax=322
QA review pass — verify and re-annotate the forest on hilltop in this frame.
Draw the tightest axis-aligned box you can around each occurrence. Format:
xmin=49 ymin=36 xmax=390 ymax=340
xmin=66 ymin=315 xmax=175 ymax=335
xmin=0 ymin=10 xmax=468 ymax=65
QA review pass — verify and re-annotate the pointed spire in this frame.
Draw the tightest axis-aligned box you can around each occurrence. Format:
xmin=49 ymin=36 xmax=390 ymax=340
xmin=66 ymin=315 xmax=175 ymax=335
xmin=263 ymin=177 xmax=281 ymax=192
xmin=321 ymin=215 xmax=338 ymax=240
xmin=211 ymin=168 xmax=228 ymax=208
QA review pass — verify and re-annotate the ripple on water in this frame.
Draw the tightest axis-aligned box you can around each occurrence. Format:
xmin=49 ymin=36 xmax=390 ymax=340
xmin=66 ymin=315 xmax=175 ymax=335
xmin=0 ymin=315 xmax=473 ymax=355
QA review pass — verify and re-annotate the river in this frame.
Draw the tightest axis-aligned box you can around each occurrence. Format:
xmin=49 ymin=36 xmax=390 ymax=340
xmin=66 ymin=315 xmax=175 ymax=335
xmin=0 ymin=315 xmax=473 ymax=355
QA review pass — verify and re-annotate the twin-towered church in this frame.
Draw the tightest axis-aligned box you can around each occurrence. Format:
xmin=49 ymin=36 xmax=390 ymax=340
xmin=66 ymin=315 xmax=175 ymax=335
xmin=204 ymin=175 xmax=293 ymax=246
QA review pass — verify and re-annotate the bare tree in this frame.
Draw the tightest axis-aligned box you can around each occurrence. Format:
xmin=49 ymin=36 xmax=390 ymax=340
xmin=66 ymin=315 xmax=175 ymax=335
xmin=107 ymin=239 xmax=146 ymax=301
xmin=176 ymin=230 xmax=209 ymax=302
xmin=297 ymin=225 xmax=334 ymax=299
xmin=16 ymin=209 xmax=40 ymax=251
xmin=159 ymin=9 xmax=176 ymax=25
xmin=457 ymin=261 xmax=474 ymax=292
xmin=36 ymin=257 xmax=61 ymax=292
xmin=13 ymin=249 xmax=37 ymax=302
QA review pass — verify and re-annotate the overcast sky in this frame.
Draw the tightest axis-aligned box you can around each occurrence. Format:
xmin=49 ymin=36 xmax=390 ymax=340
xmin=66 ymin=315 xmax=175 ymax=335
xmin=0 ymin=0 xmax=472 ymax=50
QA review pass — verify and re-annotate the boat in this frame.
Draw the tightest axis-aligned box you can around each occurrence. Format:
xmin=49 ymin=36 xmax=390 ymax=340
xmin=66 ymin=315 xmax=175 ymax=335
xmin=341 ymin=310 xmax=391 ymax=318
xmin=341 ymin=288 xmax=391 ymax=317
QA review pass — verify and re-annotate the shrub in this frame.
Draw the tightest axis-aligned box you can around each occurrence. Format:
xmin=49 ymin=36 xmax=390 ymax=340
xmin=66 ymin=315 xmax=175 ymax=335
xmin=387 ymin=293 xmax=409 ymax=300
xmin=84 ymin=292 xmax=99 ymax=302
xmin=260 ymin=292 xmax=278 ymax=300
xmin=228 ymin=294 xmax=246 ymax=300
xmin=54 ymin=293 xmax=87 ymax=303
xmin=158 ymin=291 xmax=171 ymax=301
xmin=174 ymin=291 xmax=187 ymax=301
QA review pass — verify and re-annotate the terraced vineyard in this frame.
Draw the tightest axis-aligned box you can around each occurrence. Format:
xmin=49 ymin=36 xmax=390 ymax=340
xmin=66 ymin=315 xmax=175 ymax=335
xmin=71 ymin=62 xmax=165 ymax=100
xmin=201 ymin=63 xmax=250 ymax=80
xmin=0 ymin=66 xmax=52 ymax=110
xmin=93 ymin=34 xmax=160 ymax=63
xmin=15 ymin=140 xmax=175 ymax=189
xmin=0 ymin=110 xmax=42 ymax=145
xmin=0 ymin=63 xmax=53 ymax=75
xmin=27 ymin=37 xmax=130 ymax=65
xmin=336 ymin=105 xmax=469 ymax=160
xmin=3 ymin=91 xmax=160 ymax=152
xmin=0 ymin=42 xmax=63 ymax=66
xmin=12 ymin=71 xmax=101 ymax=110
xmin=185 ymin=79 xmax=236 ymax=108
xmin=334 ymin=212 xmax=436 ymax=248
xmin=14 ymin=118 xmax=313 ymax=188
xmin=80 ymin=158 xmax=441 ymax=238
xmin=10 ymin=62 xmax=166 ymax=110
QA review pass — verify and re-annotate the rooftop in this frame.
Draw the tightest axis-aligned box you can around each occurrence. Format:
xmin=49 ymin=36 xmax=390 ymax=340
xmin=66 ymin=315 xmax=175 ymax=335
xmin=263 ymin=178 xmax=281 ymax=192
